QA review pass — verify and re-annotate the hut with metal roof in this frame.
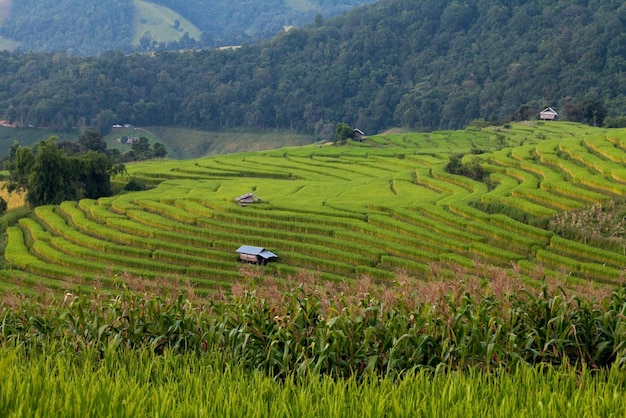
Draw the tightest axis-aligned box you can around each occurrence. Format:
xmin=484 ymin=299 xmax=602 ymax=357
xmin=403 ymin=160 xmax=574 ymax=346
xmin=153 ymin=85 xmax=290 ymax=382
xmin=236 ymin=245 xmax=278 ymax=264
xmin=539 ymin=107 xmax=558 ymax=120
xmin=235 ymin=193 xmax=263 ymax=206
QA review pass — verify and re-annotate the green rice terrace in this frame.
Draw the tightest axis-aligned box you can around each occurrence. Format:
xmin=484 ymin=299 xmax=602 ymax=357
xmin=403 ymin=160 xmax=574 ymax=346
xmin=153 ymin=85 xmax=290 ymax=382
xmin=3 ymin=121 xmax=626 ymax=295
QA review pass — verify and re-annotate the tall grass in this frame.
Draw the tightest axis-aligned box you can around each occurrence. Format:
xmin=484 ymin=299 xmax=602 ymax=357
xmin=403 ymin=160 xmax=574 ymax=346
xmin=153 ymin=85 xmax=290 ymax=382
xmin=1 ymin=345 xmax=625 ymax=417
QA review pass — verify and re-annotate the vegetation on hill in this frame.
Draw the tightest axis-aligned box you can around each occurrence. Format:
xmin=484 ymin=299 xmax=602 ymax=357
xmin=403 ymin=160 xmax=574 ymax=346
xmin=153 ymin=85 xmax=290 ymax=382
xmin=0 ymin=0 xmax=135 ymax=55
xmin=0 ymin=0 xmax=376 ymax=55
xmin=3 ymin=132 xmax=124 ymax=207
xmin=0 ymin=0 xmax=624 ymax=138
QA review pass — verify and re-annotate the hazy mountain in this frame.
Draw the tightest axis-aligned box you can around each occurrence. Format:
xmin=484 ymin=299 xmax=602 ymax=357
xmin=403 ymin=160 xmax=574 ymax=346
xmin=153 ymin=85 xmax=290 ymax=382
xmin=0 ymin=0 xmax=377 ymax=55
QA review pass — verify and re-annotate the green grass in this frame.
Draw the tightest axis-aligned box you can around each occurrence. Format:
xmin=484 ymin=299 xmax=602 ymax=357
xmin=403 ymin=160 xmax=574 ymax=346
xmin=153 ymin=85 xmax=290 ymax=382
xmin=1 ymin=346 xmax=625 ymax=418
xmin=131 ymin=0 xmax=202 ymax=46
xmin=131 ymin=127 xmax=315 ymax=159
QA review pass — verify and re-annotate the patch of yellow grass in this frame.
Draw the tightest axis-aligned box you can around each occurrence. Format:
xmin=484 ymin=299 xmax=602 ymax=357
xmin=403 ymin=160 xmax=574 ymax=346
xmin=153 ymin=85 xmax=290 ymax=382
xmin=132 ymin=0 xmax=202 ymax=46
xmin=0 ymin=182 xmax=25 ymax=209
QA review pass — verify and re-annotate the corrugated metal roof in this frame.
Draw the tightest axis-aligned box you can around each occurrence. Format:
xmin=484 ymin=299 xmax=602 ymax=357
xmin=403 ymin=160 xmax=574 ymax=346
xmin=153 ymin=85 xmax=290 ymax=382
xmin=235 ymin=193 xmax=262 ymax=202
xmin=236 ymin=245 xmax=264 ymax=254
xmin=236 ymin=245 xmax=277 ymax=259
xmin=259 ymin=250 xmax=277 ymax=259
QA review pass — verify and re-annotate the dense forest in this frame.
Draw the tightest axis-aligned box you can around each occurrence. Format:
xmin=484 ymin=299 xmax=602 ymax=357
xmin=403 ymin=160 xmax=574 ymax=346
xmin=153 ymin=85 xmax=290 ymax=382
xmin=0 ymin=0 xmax=135 ymax=55
xmin=153 ymin=0 xmax=376 ymax=48
xmin=0 ymin=0 xmax=376 ymax=55
xmin=0 ymin=0 xmax=625 ymax=136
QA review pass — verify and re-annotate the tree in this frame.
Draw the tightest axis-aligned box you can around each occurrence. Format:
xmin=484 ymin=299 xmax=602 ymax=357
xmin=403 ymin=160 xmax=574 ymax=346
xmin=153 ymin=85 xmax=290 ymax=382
xmin=92 ymin=109 xmax=117 ymax=135
xmin=444 ymin=153 xmax=488 ymax=181
xmin=78 ymin=129 xmax=107 ymax=153
xmin=335 ymin=123 xmax=354 ymax=145
xmin=151 ymin=143 xmax=167 ymax=159
xmin=560 ymin=99 xmax=581 ymax=122
xmin=579 ymin=98 xmax=607 ymax=127
xmin=444 ymin=153 xmax=465 ymax=176
xmin=25 ymin=138 xmax=75 ymax=207
xmin=440 ymin=1 xmax=477 ymax=32
xmin=511 ymin=104 xmax=538 ymax=121
xmin=124 ymin=177 xmax=148 ymax=191
xmin=74 ymin=151 xmax=114 ymax=199
xmin=3 ymin=143 xmax=34 ymax=195
xmin=4 ymin=137 xmax=124 ymax=208
xmin=131 ymin=137 xmax=151 ymax=160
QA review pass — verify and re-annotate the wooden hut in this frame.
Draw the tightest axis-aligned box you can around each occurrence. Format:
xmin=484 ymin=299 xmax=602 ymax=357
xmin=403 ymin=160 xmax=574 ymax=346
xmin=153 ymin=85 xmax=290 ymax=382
xmin=236 ymin=245 xmax=278 ymax=265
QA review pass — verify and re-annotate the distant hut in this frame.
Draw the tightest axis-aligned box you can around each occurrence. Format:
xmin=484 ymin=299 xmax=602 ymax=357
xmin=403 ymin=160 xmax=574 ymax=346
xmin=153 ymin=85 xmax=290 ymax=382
xmin=353 ymin=128 xmax=365 ymax=142
xmin=236 ymin=245 xmax=278 ymax=265
xmin=235 ymin=192 xmax=263 ymax=206
xmin=539 ymin=107 xmax=559 ymax=121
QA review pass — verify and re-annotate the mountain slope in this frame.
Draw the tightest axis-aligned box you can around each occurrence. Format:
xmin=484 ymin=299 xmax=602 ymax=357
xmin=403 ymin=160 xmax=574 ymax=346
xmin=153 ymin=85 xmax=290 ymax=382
xmin=0 ymin=0 xmax=624 ymax=136
xmin=0 ymin=0 xmax=134 ymax=54
xmin=132 ymin=0 xmax=202 ymax=48
xmin=0 ymin=0 xmax=377 ymax=55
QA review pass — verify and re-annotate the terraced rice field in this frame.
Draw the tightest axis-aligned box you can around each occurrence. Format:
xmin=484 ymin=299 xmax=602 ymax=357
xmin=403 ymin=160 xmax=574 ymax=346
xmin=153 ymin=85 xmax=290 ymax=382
xmin=4 ymin=121 xmax=626 ymax=294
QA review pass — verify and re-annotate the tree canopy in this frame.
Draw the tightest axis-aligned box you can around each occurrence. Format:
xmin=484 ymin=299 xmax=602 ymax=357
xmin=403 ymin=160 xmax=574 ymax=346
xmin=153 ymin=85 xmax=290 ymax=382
xmin=4 ymin=133 xmax=125 ymax=207
xmin=0 ymin=0 xmax=377 ymax=55
xmin=335 ymin=123 xmax=355 ymax=145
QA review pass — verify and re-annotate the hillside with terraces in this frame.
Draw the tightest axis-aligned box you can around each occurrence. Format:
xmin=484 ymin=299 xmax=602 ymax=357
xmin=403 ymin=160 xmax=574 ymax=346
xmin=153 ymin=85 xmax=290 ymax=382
xmin=3 ymin=121 xmax=626 ymax=295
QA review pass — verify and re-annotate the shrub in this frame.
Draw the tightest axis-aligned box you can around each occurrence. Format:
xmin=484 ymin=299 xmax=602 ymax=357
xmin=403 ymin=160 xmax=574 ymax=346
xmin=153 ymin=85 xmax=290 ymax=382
xmin=124 ymin=177 xmax=148 ymax=191
xmin=604 ymin=116 xmax=626 ymax=128
xmin=445 ymin=154 xmax=490 ymax=182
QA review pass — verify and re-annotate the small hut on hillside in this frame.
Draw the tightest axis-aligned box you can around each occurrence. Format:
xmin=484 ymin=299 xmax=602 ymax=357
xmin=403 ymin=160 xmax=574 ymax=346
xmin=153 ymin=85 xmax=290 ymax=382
xmin=539 ymin=107 xmax=559 ymax=120
xmin=235 ymin=192 xmax=263 ymax=206
xmin=236 ymin=245 xmax=278 ymax=265
xmin=353 ymin=128 xmax=365 ymax=142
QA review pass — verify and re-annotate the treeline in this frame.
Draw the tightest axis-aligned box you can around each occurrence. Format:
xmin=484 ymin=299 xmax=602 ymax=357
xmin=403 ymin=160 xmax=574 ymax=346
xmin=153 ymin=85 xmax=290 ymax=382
xmin=0 ymin=0 xmax=625 ymax=136
xmin=3 ymin=133 xmax=120 ymax=207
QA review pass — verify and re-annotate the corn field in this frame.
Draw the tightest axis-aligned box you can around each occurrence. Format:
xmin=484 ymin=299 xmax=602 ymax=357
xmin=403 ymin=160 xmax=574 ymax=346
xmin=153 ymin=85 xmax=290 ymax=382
xmin=1 ymin=272 xmax=626 ymax=416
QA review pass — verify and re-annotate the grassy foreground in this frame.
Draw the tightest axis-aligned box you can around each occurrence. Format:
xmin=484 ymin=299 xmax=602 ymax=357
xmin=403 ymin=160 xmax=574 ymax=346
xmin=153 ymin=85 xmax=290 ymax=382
xmin=1 ymin=347 xmax=625 ymax=417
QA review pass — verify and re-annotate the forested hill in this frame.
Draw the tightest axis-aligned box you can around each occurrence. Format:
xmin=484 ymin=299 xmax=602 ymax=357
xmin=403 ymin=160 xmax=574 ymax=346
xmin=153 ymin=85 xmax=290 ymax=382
xmin=1 ymin=0 xmax=625 ymax=137
xmin=0 ymin=0 xmax=377 ymax=55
